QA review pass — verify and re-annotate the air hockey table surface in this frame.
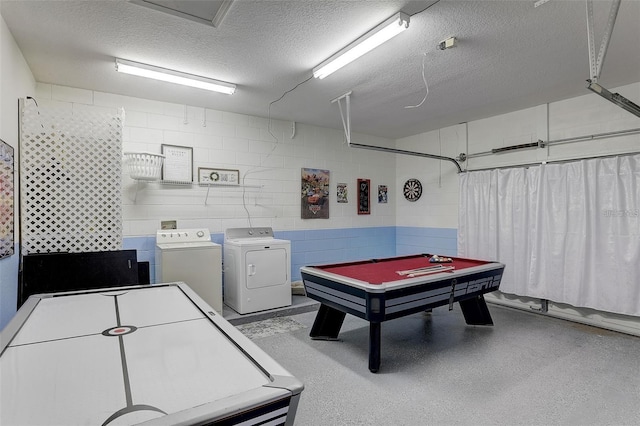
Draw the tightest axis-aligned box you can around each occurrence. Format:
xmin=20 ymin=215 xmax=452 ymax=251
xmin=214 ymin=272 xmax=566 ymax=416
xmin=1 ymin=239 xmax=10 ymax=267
xmin=0 ymin=282 xmax=303 ymax=426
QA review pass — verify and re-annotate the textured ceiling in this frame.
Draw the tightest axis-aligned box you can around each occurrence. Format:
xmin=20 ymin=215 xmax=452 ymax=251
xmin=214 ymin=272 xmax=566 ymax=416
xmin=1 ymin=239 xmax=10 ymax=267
xmin=2 ymin=0 xmax=639 ymax=140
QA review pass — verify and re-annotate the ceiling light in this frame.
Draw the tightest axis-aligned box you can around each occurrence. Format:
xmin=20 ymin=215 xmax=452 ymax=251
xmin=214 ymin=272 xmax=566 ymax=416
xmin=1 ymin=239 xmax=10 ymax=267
xmin=587 ymin=80 xmax=640 ymax=118
xmin=115 ymin=58 xmax=236 ymax=95
xmin=312 ymin=12 xmax=410 ymax=79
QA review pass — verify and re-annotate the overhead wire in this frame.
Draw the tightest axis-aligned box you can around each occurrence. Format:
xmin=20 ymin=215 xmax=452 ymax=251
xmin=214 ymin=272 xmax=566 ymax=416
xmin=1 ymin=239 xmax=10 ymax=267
xmin=409 ymin=0 xmax=442 ymax=17
xmin=403 ymin=0 xmax=444 ymax=109
xmin=241 ymin=74 xmax=314 ymax=228
xmin=404 ymin=53 xmax=429 ymax=109
xmin=240 ymin=0 xmax=445 ymax=225
xmin=267 ymin=75 xmax=313 ymax=141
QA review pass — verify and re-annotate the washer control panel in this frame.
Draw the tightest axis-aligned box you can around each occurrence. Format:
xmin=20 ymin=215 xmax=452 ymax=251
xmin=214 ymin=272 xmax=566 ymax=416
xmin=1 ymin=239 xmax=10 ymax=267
xmin=225 ymin=227 xmax=274 ymax=241
xmin=156 ymin=228 xmax=211 ymax=243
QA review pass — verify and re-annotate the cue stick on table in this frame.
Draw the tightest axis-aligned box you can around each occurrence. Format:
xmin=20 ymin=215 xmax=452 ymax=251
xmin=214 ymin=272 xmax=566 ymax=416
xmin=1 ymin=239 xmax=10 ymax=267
xmin=406 ymin=266 xmax=455 ymax=277
xmin=396 ymin=264 xmax=449 ymax=276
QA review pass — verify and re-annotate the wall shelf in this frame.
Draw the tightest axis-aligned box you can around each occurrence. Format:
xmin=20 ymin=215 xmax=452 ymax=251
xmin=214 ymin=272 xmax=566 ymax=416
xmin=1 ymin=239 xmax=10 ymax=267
xmin=130 ymin=179 xmax=263 ymax=204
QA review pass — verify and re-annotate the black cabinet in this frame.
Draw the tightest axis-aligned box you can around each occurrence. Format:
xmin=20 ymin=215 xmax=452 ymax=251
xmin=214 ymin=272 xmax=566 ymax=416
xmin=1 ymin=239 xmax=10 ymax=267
xmin=19 ymin=250 xmax=142 ymax=308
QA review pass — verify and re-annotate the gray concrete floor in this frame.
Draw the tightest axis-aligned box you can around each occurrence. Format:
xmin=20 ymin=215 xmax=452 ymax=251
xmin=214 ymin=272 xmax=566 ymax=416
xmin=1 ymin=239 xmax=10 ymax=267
xmin=233 ymin=299 xmax=640 ymax=426
xmin=222 ymin=294 xmax=319 ymax=325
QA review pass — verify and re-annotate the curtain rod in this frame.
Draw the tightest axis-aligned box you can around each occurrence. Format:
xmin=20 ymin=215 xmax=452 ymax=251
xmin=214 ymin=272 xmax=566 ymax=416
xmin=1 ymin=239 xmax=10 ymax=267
xmin=348 ymin=142 xmax=462 ymax=173
xmin=462 ymin=150 xmax=640 ymax=173
xmin=463 ymin=127 xmax=640 ymax=160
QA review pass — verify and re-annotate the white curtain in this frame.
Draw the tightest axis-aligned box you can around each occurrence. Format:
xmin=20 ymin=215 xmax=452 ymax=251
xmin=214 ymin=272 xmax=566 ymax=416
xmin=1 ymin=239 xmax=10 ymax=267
xmin=459 ymin=154 xmax=640 ymax=316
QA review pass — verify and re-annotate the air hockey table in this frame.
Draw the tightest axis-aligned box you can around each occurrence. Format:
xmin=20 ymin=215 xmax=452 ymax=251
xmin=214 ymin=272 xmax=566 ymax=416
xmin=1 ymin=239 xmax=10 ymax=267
xmin=0 ymin=282 xmax=303 ymax=425
xmin=300 ymin=254 xmax=505 ymax=372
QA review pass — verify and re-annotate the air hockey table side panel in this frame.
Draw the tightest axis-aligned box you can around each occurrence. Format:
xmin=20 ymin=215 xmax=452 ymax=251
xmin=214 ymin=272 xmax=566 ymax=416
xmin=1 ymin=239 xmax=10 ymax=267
xmin=0 ymin=283 xmax=303 ymax=426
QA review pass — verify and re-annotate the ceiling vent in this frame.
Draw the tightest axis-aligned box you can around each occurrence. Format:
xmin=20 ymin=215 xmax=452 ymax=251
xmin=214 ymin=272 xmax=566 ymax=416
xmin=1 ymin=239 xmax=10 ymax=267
xmin=129 ymin=0 xmax=234 ymax=27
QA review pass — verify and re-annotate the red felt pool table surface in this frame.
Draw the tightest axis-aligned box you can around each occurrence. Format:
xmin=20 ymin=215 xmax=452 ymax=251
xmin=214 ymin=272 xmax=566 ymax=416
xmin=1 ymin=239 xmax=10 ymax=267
xmin=316 ymin=254 xmax=490 ymax=285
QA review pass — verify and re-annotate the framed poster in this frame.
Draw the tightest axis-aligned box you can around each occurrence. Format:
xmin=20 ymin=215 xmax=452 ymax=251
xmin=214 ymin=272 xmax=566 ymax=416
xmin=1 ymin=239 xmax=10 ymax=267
xmin=357 ymin=178 xmax=370 ymax=215
xmin=161 ymin=144 xmax=193 ymax=182
xmin=301 ymin=168 xmax=329 ymax=219
xmin=0 ymin=139 xmax=14 ymax=259
xmin=378 ymin=185 xmax=388 ymax=203
xmin=337 ymin=183 xmax=348 ymax=203
xmin=198 ymin=167 xmax=239 ymax=185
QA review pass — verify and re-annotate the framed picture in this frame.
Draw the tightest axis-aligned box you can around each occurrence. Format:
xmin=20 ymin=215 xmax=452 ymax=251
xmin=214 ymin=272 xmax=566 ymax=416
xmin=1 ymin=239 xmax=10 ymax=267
xmin=357 ymin=178 xmax=370 ymax=215
xmin=378 ymin=185 xmax=388 ymax=203
xmin=337 ymin=183 xmax=348 ymax=203
xmin=161 ymin=144 xmax=193 ymax=183
xmin=0 ymin=139 xmax=15 ymax=259
xmin=198 ymin=168 xmax=240 ymax=185
xmin=301 ymin=168 xmax=330 ymax=219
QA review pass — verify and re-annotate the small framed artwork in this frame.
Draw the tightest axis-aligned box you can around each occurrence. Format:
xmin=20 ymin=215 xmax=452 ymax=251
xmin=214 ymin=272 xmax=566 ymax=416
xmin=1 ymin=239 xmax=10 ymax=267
xmin=357 ymin=178 xmax=370 ymax=215
xmin=337 ymin=183 xmax=348 ymax=203
xmin=378 ymin=185 xmax=388 ymax=203
xmin=161 ymin=144 xmax=193 ymax=183
xmin=198 ymin=167 xmax=240 ymax=185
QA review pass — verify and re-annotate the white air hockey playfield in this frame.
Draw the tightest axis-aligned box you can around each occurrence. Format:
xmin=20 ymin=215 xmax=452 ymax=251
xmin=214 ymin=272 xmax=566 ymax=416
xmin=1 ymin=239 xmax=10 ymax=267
xmin=0 ymin=282 xmax=303 ymax=425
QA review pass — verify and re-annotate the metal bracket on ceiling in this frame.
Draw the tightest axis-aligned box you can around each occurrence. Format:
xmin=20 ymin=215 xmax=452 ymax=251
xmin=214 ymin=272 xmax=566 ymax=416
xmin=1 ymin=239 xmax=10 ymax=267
xmin=331 ymin=91 xmax=352 ymax=145
xmin=329 ymin=90 xmax=462 ymax=173
xmin=586 ymin=0 xmax=621 ymax=82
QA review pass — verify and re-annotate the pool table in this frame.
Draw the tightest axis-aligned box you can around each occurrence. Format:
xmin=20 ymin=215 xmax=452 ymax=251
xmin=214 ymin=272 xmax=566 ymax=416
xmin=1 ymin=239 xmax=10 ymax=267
xmin=300 ymin=254 xmax=505 ymax=372
xmin=0 ymin=282 xmax=303 ymax=425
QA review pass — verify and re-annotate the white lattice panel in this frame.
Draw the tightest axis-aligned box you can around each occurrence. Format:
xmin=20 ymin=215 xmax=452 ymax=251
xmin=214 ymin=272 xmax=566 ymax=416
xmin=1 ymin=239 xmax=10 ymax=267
xmin=0 ymin=141 xmax=14 ymax=259
xmin=20 ymin=99 xmax=123 ymax=254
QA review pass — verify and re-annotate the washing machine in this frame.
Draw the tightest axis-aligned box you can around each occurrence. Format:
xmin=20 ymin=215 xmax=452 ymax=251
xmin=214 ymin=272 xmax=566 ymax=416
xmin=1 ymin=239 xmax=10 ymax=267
xmin=155 ymin=228 xmax=223 ymax=313
xmin=224 ymin=227 xmax=291 ymax=314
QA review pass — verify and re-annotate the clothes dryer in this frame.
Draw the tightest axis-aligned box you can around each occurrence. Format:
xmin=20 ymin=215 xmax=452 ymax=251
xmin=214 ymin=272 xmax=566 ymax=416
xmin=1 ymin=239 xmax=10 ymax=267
xmin=224 ymin=227 xmax=291 ymax=314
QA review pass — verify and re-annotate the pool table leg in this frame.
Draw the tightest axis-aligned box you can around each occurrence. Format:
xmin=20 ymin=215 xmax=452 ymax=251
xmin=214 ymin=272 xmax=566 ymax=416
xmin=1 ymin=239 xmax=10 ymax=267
xmin=459 ymin=294 xmax=494 ymax=326
xmin=369 ymin=322 xmax=381 ymax=373
xmin=310 ymin=304 xmax=346 ymax=340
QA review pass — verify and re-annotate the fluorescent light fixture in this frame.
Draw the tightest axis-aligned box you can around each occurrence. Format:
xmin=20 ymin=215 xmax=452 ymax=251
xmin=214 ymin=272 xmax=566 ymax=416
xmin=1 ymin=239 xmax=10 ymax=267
xmin=115 ymin=58 xmax=236 ymax=95
xmin=587 ymin=80 xmax=640 ymax=118
xmin=312 ymin=12 xmax=410 ymax=79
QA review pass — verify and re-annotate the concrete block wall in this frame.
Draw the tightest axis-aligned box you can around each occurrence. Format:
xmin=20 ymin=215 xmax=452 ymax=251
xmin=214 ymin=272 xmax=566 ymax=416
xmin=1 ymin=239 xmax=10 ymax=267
xmin=1 ymin=10 xmax=637 ymax=332
xmin=394 ymin=82 xmax=640 ymax=248
xmin=280 ymin=227 xmax=396 ymax=282
xmin=396 ymin=227 xmax=457 ymax=257
xmin=124 ymin=227 xmax=396 ymax=284
xmin=394 ymin=124 xmax=465 ymax=257
xmin=32 ymin=82 xmax=398 ymax=290
xmin=0 ymin=16 xmax=36 ymax=330
xmin=395 ymin=81 xmax=640 ymax=334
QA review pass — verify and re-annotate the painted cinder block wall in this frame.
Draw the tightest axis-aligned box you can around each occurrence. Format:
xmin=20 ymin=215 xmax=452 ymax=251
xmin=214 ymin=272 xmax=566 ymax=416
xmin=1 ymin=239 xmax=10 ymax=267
xmin=395 ymin=81 xmax=640 ymax=333
xmin=395 ymin=124 xmax=464 ymax=256
xmin=1 ymin=9 xmax=638 ymax=330
xmin=395 ymin=82 xmax=640 ymax=256
xmin=33 ymin=82 xmax=400 ymax=285
xmin=0 ymin=15 xmax=36 ymax=330
xmin=3 ymin=78 xmax=638 ymax=330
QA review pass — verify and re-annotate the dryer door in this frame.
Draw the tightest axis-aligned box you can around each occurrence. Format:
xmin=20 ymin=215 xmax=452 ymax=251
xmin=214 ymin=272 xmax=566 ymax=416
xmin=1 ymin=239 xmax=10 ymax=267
xmin=245 ymin=248 xmax=287 ymax=289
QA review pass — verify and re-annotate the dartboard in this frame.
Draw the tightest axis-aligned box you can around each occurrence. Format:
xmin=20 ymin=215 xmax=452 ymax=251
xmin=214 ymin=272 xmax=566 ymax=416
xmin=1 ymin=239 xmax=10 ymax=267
xmin=403 ymin=179 xmax=422 ymax=202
